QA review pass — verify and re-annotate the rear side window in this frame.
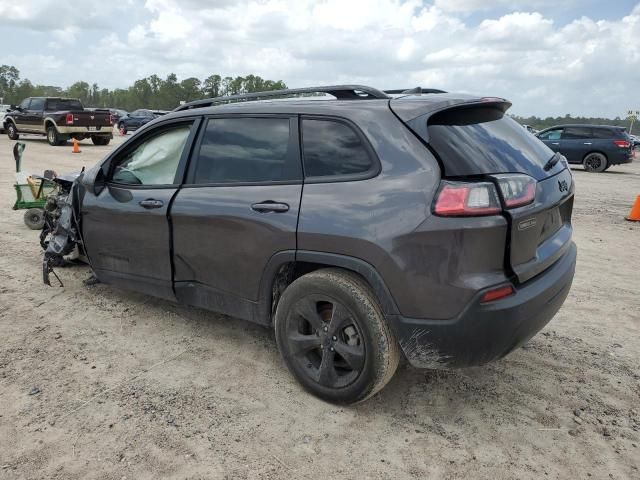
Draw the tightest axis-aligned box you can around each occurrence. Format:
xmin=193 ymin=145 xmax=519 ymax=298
xmin=562 ymin=127 xmax=592 ymax=139
xmin=592 ymin=128 xmax=613 ymax=139
xmin=302 ymin=119 xmax=374 ymax=179
xmin=194 ymin=117 xmax=299 ymax=184
xmin=428 ymin=107 xmax=556 ymax=181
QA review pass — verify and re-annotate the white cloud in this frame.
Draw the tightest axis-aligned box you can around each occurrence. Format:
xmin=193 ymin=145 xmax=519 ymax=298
xmin=3 ymin=0 xmax=640 ymax=117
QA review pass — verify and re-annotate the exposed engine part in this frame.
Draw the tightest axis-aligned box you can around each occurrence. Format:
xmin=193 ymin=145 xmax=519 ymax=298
xmin=41 ymin=173 xmax=84 ymax=286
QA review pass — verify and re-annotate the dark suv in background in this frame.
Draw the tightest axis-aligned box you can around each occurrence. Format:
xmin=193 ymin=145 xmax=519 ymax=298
xmin=117 ymin=109 xmax=167 ymax=133
xmin=537 ymin=124 xmax=633 ymax=172
xmin=43 ymin=85 xmax=577 ymax=403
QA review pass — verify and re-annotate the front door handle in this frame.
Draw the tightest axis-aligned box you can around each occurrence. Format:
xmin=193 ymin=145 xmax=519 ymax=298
xmin=139 ymin=199 xmax=164 ymax=209
xmin=251 ymin=201 xmax=289 ymax=213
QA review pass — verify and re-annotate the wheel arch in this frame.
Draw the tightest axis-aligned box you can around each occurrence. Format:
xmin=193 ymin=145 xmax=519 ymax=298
xmin=257 ymin=250 xmax=400 ymax=326
xmin=44 ymin=117 xmax=59 ymax=130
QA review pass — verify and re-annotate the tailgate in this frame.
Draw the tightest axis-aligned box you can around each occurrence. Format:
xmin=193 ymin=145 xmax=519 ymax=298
xmin=415 ymin=102 xmax=574 ymax=283
xmin=71 ymin=111 xmax=111 ymax=127
xmin=505 ymin=168 xmax=574 ymax=283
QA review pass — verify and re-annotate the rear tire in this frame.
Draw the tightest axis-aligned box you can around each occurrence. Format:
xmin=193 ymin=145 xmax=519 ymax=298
xmin=274 ymin=268 xmax=400 ymax=404
xmin=24 ymin=209 xmax=45 ymax=230
xmin=583 ymin=152 xmax=607 ymax=172
xmin=7 ymin=122 xmax=19 ymax=140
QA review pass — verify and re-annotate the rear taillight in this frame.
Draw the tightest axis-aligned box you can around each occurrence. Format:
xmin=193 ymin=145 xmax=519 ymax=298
xmin=434 ymin=181 xmax=501 ymax=216
xmin=493 ymin=174 xmax=537 ymax=208
xmin=66 ymin=113 xmax=74 ymax=125
xmin=109 ymin=114 xmax=114 ymax=124
xmin=614 ymin=140 xmax=630 ymax=148
xmin=434 ymin=174 xmax=538 ymax=217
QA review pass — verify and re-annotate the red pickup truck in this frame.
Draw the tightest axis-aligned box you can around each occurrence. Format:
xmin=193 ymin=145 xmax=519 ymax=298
xmin=3 ymin=97 xmax=113 ymax=146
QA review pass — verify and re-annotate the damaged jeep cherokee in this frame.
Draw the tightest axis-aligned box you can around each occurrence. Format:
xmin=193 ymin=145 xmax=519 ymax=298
xmin=42 ymin=85 xmax=577 ymax=404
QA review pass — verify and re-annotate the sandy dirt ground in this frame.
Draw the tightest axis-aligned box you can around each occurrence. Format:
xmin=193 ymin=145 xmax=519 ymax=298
xmin=0 ymin=131 xmax=638 ymax=480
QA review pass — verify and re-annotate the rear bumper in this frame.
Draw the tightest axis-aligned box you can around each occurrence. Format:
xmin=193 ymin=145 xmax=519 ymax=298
xmin=57 ymin=126 xmax=112 ymax=136
xmin=611 ymin=150 xmax=633 ymax=165
xmin=387 ymin=242 xmax=577 ymax=369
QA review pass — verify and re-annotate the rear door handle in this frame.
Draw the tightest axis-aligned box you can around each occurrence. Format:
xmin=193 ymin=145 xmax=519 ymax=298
xmin=251 ymin=201 xmax=289 ymax=213
xmin=139 ymin=199 xmax=164 ymax=209
xmin=551 ymin=142 xmax=560 ymax=145
xmin=583 ymin=142 xmax=592 ymax=145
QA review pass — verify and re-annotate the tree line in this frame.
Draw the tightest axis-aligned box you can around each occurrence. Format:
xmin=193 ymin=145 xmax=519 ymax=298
xmin=511 ymin=114 xmax=637 ymax=135
xmin=0 ymin=65 xmax=287 ymax=111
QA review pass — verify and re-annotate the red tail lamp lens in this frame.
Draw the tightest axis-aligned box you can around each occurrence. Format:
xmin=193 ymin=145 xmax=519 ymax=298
xmin=480 ymin=285 xmax=514 ymax=303
xmin=614 ymin=140 xmax=630 ymax=148
xmin=434 ymin=182 xmax=501 ymax=216
xmin=66 ymin=113 xmax=74 ymax=125
xmin=493 ymin=174 xmax=537 ymax=208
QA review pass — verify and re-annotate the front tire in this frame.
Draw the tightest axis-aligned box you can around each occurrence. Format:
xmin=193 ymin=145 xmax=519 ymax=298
xmin=583 ymin=152 xmax=607 ymax=172
xmin=274 ymin=268 xmax=400 ymax=404
xmin=7 ymin=122 xmax=19 ymax=140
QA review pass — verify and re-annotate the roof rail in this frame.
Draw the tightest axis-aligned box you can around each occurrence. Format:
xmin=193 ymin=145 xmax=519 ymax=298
xmin=384 ymin=87 xmax=447 ymax=95
xmin=175 ymin=84 xmax=390 ymax=111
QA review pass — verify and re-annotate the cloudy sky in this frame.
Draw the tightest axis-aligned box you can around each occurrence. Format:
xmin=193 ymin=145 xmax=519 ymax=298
xmin=1 ymin=0 xmax=639 ymax=117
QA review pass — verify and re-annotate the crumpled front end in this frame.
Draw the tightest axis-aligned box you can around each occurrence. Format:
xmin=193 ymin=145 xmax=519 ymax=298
xmin=42 ymin=173 xmax=84 ymax=286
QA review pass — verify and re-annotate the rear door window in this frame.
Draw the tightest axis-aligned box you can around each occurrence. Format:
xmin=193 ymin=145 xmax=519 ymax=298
xmin=193 ymin=117 xmax=300 ymax=184
xmin=301 ymin=118 xmax=375 ymax=179
xmin=562 ymin=127 xmax=592 ymax=139
xmin=427 ymin=107 xmax=556 ymax=180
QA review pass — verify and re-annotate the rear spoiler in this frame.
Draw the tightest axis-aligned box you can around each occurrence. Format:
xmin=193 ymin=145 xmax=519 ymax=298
xmin=390 ymin=95 xmax=512 ymax=143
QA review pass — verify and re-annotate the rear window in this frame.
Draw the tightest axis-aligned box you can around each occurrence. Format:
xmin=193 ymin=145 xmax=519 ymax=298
xmin=46 ymin=99 xmax=83 ymax=111
xmin=427 ymin=107 xmax=556 ymax=180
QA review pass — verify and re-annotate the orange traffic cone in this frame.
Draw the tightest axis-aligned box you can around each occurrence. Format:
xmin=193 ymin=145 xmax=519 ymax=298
xmin=627 ymin=195 xmax=640 ymax=222
xmin=72 ymin=138 xmax=81 ymax=154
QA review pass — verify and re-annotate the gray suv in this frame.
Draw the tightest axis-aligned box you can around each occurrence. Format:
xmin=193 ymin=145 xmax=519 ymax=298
xmin=43 ymin=85 xmax=577 ymax=403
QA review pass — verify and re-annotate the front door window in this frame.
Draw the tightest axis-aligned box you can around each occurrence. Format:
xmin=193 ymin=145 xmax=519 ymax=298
xmin=111 ymin=125 xmax=191 ymax=185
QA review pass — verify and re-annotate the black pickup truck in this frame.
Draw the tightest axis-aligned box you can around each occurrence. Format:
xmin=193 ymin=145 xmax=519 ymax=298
xmin=3 ymin=97 xmax=113 ymax=146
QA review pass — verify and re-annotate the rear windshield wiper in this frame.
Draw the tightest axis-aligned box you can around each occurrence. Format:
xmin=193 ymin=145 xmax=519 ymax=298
xmin=543 ymin=153 xmax=562 ymax=172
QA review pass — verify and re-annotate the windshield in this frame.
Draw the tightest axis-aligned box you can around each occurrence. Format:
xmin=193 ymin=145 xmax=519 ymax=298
xmin=428 ymin=106 xmax=558 ymax=180
xmin=46 ymin=99 xmax=83 ymax=111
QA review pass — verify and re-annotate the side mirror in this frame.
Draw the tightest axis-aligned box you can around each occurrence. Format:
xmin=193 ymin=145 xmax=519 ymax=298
xmin=81 ymin=163 xmax=106 ymax=196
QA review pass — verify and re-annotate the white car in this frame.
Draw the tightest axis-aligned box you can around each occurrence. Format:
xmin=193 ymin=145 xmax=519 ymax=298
xmin=0 ymin=104 xmax=11 ymax=133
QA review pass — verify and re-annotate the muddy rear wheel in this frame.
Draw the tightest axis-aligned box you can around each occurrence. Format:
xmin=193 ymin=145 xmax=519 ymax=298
xmin=275 ymin=268 xmax=400 ymax=404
